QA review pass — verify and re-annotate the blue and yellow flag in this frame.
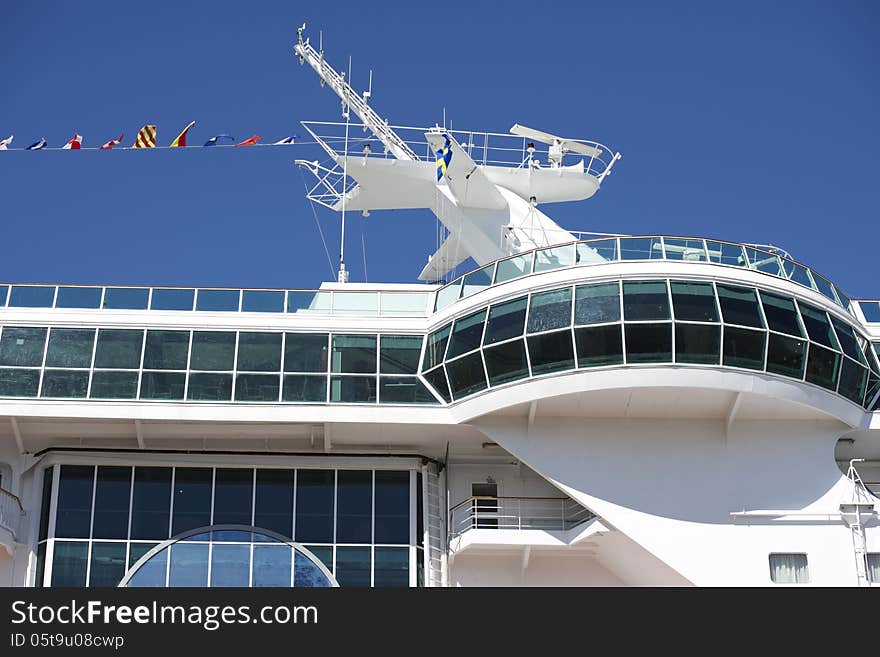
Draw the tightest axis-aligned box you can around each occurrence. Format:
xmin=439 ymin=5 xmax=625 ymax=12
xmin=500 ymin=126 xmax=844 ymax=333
xmin=435 ymin=135 xmax=452 ymax=181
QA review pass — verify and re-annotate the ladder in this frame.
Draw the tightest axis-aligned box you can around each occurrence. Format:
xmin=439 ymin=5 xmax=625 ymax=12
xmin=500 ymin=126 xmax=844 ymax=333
xmin=843 ymin=459 xmax=874 ymax=587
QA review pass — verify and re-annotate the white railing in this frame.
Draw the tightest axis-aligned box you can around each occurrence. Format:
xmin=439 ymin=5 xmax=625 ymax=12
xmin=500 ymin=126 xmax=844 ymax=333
xmin=448 ymin=496 xmax=593 ymax=539
xmin=0 ymin=487 xmax=23 ymax=542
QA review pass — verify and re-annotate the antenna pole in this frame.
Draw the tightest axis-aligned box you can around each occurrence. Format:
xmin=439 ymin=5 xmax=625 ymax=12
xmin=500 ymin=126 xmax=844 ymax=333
xmin=338 ymin=55 xmax=353 ymax=284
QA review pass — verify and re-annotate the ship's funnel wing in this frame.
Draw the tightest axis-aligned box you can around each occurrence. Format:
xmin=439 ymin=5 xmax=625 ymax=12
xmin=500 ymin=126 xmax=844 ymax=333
xmin=418 ymin=232 xmax=471 ymax=282
xmin=333 ymin=156 xmax=436 ymax=211
xmin=510 ymin=123 xmax=602 ymax=158
xmin=425 ymin=132 xmax=506 ymax=210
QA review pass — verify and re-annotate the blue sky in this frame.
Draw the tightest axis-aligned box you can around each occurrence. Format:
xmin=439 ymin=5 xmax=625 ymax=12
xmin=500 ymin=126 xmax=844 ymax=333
xmin=1 ymin=2 xmax=878 ymax=296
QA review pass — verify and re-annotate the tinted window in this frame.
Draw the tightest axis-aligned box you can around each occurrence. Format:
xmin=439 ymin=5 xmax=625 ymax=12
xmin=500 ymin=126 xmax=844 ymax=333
xmin=186 ymin=373 xmax=232 ymax=401
xmin=767 ymin=334 xmax=806 ymax=379
xmin=55 ymin=465 xmax=94 ymax=538
xmin=94 ymin=329 xmax=143 ymax=369
xmin=574 ymin=283 xmax=620 ymax=325
xmin=213 ymin=469 xmax=254 ymax=525
xmin=254 ymin=469 xmax=294 ymax=538
xmin=41 ymin=370 xmax=89 ymax=398
xmin=45 ymin=328 xmax=95 ymax=368
xmin=143 ymin=331 xmax=190 ymax=370
xmin=0 ymin=327 xmax=47 ymax=366
xmin=140 ymin=372 xmax=185 ymax=400
xmin=723 ymin=327 xmax=766 ymax=370
xmin=484 ymin=340 xmax=529 ymax=386
xmin=798 ymin=303 xmax=839 ymax=349
xmin=574 ymin=325 xmax=623 ymax=368
xmin=331 ymin=335 xmax=377 ymax=373
xmin=527 ymin=288 xmax=572 ymax=333
xmin=93 ymin=467 xmax=132 ymax=540
xmin=675 ymin=324 xmax=721 ymax=364
xmin=623 ymin=281 xmax=669 ymax=321
xmin=625 ymin=323 xmax=672 ymax=363
xmin=717 ymin=285 xmax=764 ymax=328
xmin=670 ymin=281 xmax=718 ymax=322
xmin=380 ymin=335 xmax=423 ymax=374
xmin=329 ymin=376 xmax=376 ymax=403
xmin=284 ymin=333 xmax=328 ymax=372
xmin=295 ymin=470 xmax=334 ymax=543
xmin=234 ymin=374 xmax=280 ymax=401
xmin=447 ymin=309 xmax=487 ymax=359
xmin=131 ymin=467 xmax=172 ymax=541
xmin=445 ymin=352 xmax=487 ymax=399
xmin=336 ymin=470 xmax=372 ymax=543
xmin=89 ymin=371 xmax=138 ymax=399
xmin=237 ymin=333 xmax=282 ymax=372
xmin=190 ymin=332 xmax=235 ymax=371
xmin=171 ymin=468 xmax=212 ymax=535
xmin=759 ymin=292 xmax=804 ymax=336
xmin=422 ymin=324 xmax=451 ymax=370
xmin=527 ymin=330 xmax=575 ymax=375
xmin=483 ymin=297 xmax=527 ymax=345
xmin=282 ymin=375 xmax=327 ymax=402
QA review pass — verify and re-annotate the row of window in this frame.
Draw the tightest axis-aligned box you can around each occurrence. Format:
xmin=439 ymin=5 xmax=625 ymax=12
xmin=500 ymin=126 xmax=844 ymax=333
xmin=0 ymin=328 xmax=438 ymax=404
xmin=769 ymin=552 xmax=880 ymax=584
xmin=36 ymin=465 xmax=418 ymax=588
xmin=422 ymin=279 xmax=880 ymax=408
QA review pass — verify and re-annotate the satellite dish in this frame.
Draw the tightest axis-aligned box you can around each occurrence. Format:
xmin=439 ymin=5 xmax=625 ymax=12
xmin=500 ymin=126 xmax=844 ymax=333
xmin=510 ymin=123 xmax=602 ymax=159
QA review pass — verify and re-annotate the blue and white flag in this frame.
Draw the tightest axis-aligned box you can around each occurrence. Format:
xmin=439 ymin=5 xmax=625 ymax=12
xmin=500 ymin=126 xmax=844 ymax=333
xmin=26 ymin=137 xmax=47 ymax=150
xmin=203 ymin=134 xmax=235 ymax=146
xmin=273 ymin=135 xmax=299 ymax=145
xmin=0 ymin=135 xmax=12 ymax=150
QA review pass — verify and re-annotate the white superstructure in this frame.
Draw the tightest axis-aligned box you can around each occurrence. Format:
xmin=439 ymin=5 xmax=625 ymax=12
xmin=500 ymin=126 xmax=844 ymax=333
xmin=0 ymin=26 xmax=878 ymax=588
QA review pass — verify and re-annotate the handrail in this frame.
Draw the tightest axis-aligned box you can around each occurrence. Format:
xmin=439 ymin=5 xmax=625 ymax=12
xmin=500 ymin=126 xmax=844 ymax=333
xmin=449 ymin=495 xmax=571 ymax=513
xmin=0 ymin=486 xmax=24 ymax=542
xmin=0 ymin=487 xmax=23 ymax=512
xmin=447 ymin=495 xmax=593 ymax=539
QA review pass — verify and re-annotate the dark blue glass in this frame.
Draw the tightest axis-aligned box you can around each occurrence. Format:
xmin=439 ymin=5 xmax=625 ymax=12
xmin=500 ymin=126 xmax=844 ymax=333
xmin=336 ymin=470 xmax=372 ymax=544
xmin=51 ymin=542 xmax=88 ymax=586
xmin=168 ymin=543 xmax=209 ymax=587
xmin=242 ymin=290 xmax=285 ymax=313
xmin=55 ymin=286 xmax=102 ymax=309
xmin=295 ymin=470 xmax=334 ymax=543
xmin=92 ymin=466 xmax=132 ymax=539
xmin=55 ymin=465 xmax=94 ymax=538
xmin=171 ymin=468 xmax=212 ymax=535
xmin=254 ymin=469 xmax=294 ymax=538
xmin=374 ymin=471 xmax=409 ymax=544
xmin=210 ymin=544 xmax=250 ymax=587
xmin=253 ymin=545 xmax=292 ymax=587
xmin=335 ymin=546 xmax=371 ymax=587
xmin=9 ymin=285 xmax=55 ymax=308
xmin=374 ymin=547 xmax=409 ymax=587
xmin=130 ymin=467 xmax=171 ymax=541
xmin=196 ymin=289 xmax=240 ymax=312
xmin=294 ymin=549 xmax=331 ymax=587
xmin=213 ymin=469 xmax=253 ymax=525
xmin=127 ymin=550 xmax=166 ymax=587
xmin=103 ymin=287 xmax=149 ymax=310
xmin=150 ymin=288 xmax=194 ymax=311
xmin=89 ymin=542 xmax=127 ymax=587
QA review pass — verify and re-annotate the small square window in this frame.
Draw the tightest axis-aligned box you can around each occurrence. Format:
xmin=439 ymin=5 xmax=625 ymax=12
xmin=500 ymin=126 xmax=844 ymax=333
xmin=867 ymin=553 xmax=880 ymax=584
xmin=769 ymin=553 xmax=809 ymax=583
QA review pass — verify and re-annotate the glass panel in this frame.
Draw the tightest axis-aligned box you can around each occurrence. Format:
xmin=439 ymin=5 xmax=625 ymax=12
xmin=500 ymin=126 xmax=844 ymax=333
xmin=745 ymin=248 xmax=783 ymax=276
xmin=838 ymin=359 xmax=867 ymax=405
xmin=379 ymin=291 xmax=430 ymax=317
xmin=253 ymin=545 xmax=292 ymax=587
xmin=830 ymin=318 xmax=864 ymax=363
xmin=461 ymin=264 xmax=494 ymax=298
xmin=170 ymin=468 xmax=211 ymax=536
xmin=374 ymin=471 xmax=409 ymax=544
xmin=237 ymin=332 xmax=282 ymax=372
xmin=379 ymin=377 xmax=436 ymax=403
xmin=769 ymin=553 xmax=809 ymax=584
xmin=93 ymin=466 xmax=131 ymax=540
xmin=143 ymin=330 xmax=189 ymax=370
xmin=128 ymin=544 xmax=157 ymax=570
xmin=494 ymin=253 xmax=532 ymax=284
xmin=447 ymin=309 xmax=487 ymax=358
xmin=89 ymin=542 xmax=127 ymax=587
xmin=55 ymin=465 xmax=94 ymax=538
xmin=329 ymin=375 xmax=376 ymax=403
xmin=168 ymin=543 xmax=209 ymax=587
xmin=213 ymin=469 xmax=254 ymax=525
xmin=190 ymin=332 xmax=235 ymax=371
xmin=619 ymin=237 xmax=663 ymax=260
xmin=196 ymin=289 xmax=240 ymax=312
xmin=575 ymin=325 xmax=623 ymax=368
xmin=126 ymin=548 xmax=166 ymax=586
xmin=0 ymin=285 xmax=7 ymax=306
xmin=284 ymin=333 xmax=329 ymax=373
xmin=335 ymin=546 xmax=371 ymax=587
xmin=484 ymin=340 xmax=529 ymax=386
xmin=295 ymin=470 xmax=334 ymax=543
xmin=663 ymin=238 xmax=707 ymax=262
xmin=446 ymin=352 xmax=487 ymax=399
xmin=422 ymin=324 xmax=451 ymax=371
xmin=374 ymin=547 xmax=409 ymax=587
xmin=670 ymin=281 xmax=718 ymax=322
xmin=103 ymin=287 xmax=149 ymax=310
xmin=242 ymin=290 xmax=285 ymax=313
xmin=210 ymin=544 xmax=250 ymax=587
xmin=40 ymin=370 xmax=89 ymax=398
xmin=295 ymin=549 xmax=331 ymax=587
xmin=527 ymin=329 xmax=575 ymax=375
xmin=254 ymin=469 xmax=294 ymax=538
xmin=483 ymin=296 xmax=527 ymax=345
xmin=534 ymin=243 xmax=575 ymax=273
xmin=722 ymin=326 xmax=766 ymax=370
xmin=333 ymin=291 xmax=378 ymax=316
xmin=235 ymin=374 xmax=280 ymax=401
xmin=45 ymin=328 xmax=95 ymax=368
xmin=434 ymin=280 xmax=462 ymax=311
xmin=812 ymin=274 xmax=839 ymax=303
xmin=423 ymin=367 xmax=451 ymax=403
xmin=675 ymin=324 xmax=721 ymax=364
xmin=51 ymin=541 xmax=88 ymax=586
xmin=336 ymin=470 xmax=372 ymax=544
xmin=577 ymin=238 xmax=617 ymax=264
xmin=282 ymin=375 xmax=327 ymax=402
xmin=716 ymin=284 xmax=764 ymax=328
xmin=574 ymin=282 xmax=620 ymax=325
xmin=39 ymin=468 xmax=53 ymax=543
xmin=331 ymin=335 xmax=377 ymax=373
xmin=186 ymin=373 xmax=232 ymax=401
xmin=36 ymin=543 xmax=46 ymax=587
xmin=89 ymin=371 xmax=137 ymax=399
xmin=834 ymin=286 xmax=851 ymax=311
xmin=380 ymin=335 xmax=423 ymax=374
xmin=806 ymin=344 xmax=840 ymax=391
xmin=56 ymin=286 xmax=102 ymax=309
xmin=140 ymin=372 xmax=185 ymax=400
xmin=527 ymin=288 xmax=572 ymax=333
xmin=0 ymin=369 xmax=40 ymax=397
xmin=0 ymin=326 xmax=47 ymax=366
xmin=94 ymin=329 xmax=143 ymax=369
xmin=9 ymin=285 xmax=55 ymax=307
xmin=625 ymin=323 xmax=672 ymax=363
xmin=287 ymin=290 xmax=332 ymax=314
xmin=623 ymin=281 xmax=669 ymax=321
xmin=782 ymin=260 xmax=815 ymax=289
xmin=150 ymin=288 xmax=194 ymax=311
xmin=706 ymin=241 xmax=746 ymax=266
xmin=131 ymin=467 xmax=171 ymax=540
xmin=759 ymin=292 xmax=804 ymax=337
xmin=766 ymin=333 xmax=807 ymax=379
xmin=798 ymin=302 xmax=839 ymax=349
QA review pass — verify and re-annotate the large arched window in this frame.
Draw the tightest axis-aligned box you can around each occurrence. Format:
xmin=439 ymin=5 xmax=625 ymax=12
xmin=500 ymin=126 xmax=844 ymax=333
xmin=119 ymin=525 xmax=338 ymax=587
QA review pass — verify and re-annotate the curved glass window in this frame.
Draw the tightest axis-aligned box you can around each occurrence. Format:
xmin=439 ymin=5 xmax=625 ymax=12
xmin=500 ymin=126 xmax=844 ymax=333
xmin=717 ymin=284 xmax=764 ymax=328
xmin=620 ymin=237 xmax=663 ymax=260
xmin=805 ymin=344 xmax=840 ymax=390
xmin=494 ymin=253 xmax=532 ymax=284
xmin=575 ymin=283 xmax=620 ymax=325
xmin=534 ymin=244 xmax=575 ymax=273
xmin=484 ymin=339 xmax=529 ymax=386
xmin=422 ymin=367 xmax=451 ymax=402
xmin=797 ymin=302 xmax=839 ymax=349
xmin=527 ymin=288 xmax=572 ymax=333
xmin=422 ymin=324 xmax=451 ymax=371
xmin=706 ymin=241 xmax=746 ymax=267
xmin=446 ymin=352 xmax=487 ymax=399
xmin=447 ymin=309 xmax=487 ymax=359
xmin=723 ymin=327 xmax=766 ymax=370
xmin=484 ymin=297 xmax=527 ymax=345
xmin=830 ymin=317 xmax=865 ymax=364
xmin=759 ymin=292 xmax=804 ymax=336
xmin=625 ymin=323 xmax=672 ymax=363
xmin=670 ymin=281 xmax=717 ymax=322
xmin=663 ymin=238 xmax=707 ymax=262
xmin=527 ymin=330 xmax=575 ymax=375
xmin=675 ymin=324 xmax=720 ymax=364
xmin=120 ymin=526 xmax=337 ymax=588
xmin=623 ymin=281 xmax=669 ymax=321
xmin=837 ymin=358 xmax=867 ymax=405
xmin=575 ymin=325 xmax=623 ymax=368
xmin=766 ymin=333 xmax=807 ymax=379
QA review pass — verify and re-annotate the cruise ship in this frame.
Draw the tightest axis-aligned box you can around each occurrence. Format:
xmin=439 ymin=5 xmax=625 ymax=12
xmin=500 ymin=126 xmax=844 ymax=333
xmin=1 ymin=25 xmax=878 ymax=588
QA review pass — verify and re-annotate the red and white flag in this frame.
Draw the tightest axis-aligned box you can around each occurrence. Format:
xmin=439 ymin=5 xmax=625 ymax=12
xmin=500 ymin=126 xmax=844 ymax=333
xmin=99 ymin=133 xmax=124 ymax=150
xmin=62 ymin=134 xmax=83 ymax=150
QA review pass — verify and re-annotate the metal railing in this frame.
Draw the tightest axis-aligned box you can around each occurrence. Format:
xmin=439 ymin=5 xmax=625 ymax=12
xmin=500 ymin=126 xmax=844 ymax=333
xmin=0 ymin=487 xmax=23 ymax=541
xmin=448 ymin=496 xmax=594 ymax=539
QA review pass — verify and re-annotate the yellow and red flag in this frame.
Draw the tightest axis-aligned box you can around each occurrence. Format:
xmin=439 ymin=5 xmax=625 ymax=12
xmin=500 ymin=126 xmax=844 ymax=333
xmin=133 ymin=125 xmax=157 ymax=148
xmin=170 ymin=120 xmax=196 ymax=148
